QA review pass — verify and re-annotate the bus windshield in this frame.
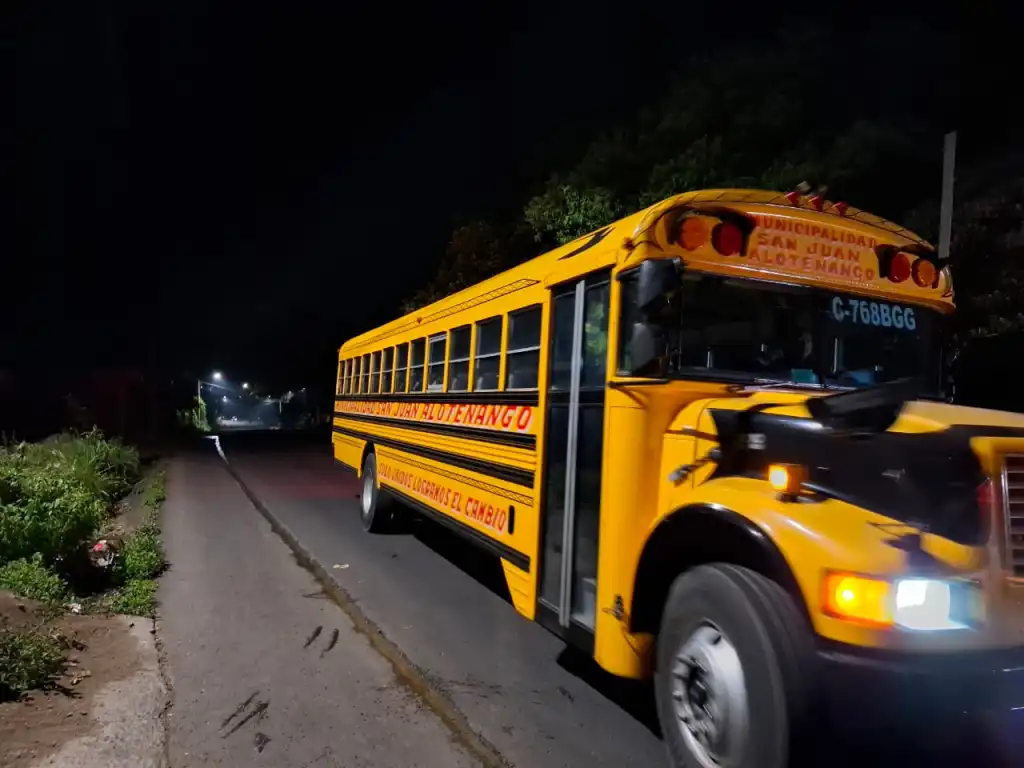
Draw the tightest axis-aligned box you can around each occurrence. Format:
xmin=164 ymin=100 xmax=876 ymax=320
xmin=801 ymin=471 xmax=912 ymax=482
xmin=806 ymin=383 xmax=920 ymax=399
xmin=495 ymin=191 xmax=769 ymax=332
xmin=619 ymin=270 xmax=944 ymax=393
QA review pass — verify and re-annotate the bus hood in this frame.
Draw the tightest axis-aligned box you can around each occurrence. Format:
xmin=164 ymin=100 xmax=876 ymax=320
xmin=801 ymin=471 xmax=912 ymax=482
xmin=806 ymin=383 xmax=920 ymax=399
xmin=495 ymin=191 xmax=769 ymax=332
xmin=688 ymin=389 xmax=1024 ymax=550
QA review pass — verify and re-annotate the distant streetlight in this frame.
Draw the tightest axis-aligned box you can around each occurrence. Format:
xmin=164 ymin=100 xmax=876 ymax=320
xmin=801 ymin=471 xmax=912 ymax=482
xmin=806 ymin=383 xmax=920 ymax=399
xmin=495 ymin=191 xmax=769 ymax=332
xmin=242 ymin=382 xmax=250 ymax=390
xmin=197 ymin=371 xmax=229 ymax=399
xmin=222 ymin=395 xmax=229 ymax=402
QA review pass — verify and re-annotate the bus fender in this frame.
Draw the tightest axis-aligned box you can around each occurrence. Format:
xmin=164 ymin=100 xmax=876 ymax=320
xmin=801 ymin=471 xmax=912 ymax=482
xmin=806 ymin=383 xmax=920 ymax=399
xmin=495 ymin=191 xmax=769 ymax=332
xmin=629 ymin=503 xmax=809 ymax=635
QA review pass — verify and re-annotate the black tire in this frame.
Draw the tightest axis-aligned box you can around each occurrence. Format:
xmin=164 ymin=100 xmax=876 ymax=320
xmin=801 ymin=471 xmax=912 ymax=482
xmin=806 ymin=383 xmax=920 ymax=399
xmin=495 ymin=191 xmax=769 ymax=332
xmin=359 ymin=452 xmax=396 ymax=533
xmin=654 ymin=563 xmax=817 ymax=768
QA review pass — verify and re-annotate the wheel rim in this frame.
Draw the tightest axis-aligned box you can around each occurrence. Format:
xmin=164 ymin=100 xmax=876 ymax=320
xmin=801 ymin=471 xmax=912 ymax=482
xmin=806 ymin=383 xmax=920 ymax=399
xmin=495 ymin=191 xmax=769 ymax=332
xmin=361 ymin=467 xmax=374 ymax=518
xmin=670 ymin=622 xmax=748 ymax=768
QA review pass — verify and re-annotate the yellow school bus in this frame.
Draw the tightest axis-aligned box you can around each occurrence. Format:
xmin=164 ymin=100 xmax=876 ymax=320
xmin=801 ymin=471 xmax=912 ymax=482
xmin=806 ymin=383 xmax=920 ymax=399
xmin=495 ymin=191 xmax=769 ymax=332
xmin=334 ymin=188 xmax=1024 ymax=767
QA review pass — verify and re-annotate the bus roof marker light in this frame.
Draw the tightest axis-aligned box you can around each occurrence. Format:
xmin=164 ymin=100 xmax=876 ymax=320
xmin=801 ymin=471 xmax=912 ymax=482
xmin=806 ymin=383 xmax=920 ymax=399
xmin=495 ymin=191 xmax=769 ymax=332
xmin=912 ymin=258 xmax=938 ymax=288
xmin=784 ymin=190 xmax=802 ymax=206
xmin=808 ymin=195 xmax=824 ymax=212
xmin=711 ymin=221 xmax=744 ymax=256
xmin=888 ymin=252 xmax=911 ymax=283
xmin=678 ymin=217 xmax=708 ymax=251
xmin=833 ymin=201 xmax=849 ymax=216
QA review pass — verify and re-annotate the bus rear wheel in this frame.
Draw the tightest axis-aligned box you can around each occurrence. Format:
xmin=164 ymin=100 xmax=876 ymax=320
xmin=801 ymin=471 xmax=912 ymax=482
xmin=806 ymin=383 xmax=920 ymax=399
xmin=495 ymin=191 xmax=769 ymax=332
xmin=359 ymin=452 xmax=396 ymax=533
xmin=654 ymin=564 xmax=814 ymax=768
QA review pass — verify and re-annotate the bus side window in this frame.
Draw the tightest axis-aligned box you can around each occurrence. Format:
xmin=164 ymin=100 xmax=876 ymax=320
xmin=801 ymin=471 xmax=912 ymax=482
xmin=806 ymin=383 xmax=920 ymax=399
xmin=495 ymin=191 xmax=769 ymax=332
xmin=474 ymin=317 xmax=502 ymax=391
xmin=382 ymin=347 xmax=394 ymax=393
xmin=410 ymin=339 xmax=426 ymax=392
xmin=394 ymin=343 xmax=409 ymax=392
xmin=448 ymin=326 xmax=471 ymax=392
xmin=336 ymin=361 xmax=344 ymax=395
xmin=369 ymin=351 xmax=380 ymax=394
xmin=506 ymin=306 xmax=542 ymax=390
xmin=361 ymin=353 xmax=370 ymax=393
xmin=427 ymin=333 xmax=447 ymax=392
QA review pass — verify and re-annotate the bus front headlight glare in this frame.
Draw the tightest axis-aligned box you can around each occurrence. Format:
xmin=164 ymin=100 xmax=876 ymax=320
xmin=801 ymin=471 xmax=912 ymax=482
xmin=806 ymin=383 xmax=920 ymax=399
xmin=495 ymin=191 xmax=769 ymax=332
xmin=893 ymin=579 xmax=966 ymax=631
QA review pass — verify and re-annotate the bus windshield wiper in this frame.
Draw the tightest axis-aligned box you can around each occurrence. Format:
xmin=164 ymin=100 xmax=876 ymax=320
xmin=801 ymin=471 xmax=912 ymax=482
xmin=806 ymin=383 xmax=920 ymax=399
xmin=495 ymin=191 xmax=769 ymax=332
xmin=727 ymin=379 xmax=827 ymax=393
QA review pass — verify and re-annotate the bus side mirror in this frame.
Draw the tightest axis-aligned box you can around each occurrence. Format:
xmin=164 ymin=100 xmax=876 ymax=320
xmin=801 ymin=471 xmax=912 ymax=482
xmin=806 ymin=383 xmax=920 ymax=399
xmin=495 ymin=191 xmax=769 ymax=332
xmin=629 ymin=321 xmax=667 ymax=375
xmin=636 ymin=259 xmax=680 ymax=312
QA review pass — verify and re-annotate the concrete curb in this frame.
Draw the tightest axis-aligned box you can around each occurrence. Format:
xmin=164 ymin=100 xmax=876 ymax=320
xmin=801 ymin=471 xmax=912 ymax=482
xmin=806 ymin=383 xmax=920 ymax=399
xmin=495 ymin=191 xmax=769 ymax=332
xmin=212 ymin=438 xmax=510 ymax=768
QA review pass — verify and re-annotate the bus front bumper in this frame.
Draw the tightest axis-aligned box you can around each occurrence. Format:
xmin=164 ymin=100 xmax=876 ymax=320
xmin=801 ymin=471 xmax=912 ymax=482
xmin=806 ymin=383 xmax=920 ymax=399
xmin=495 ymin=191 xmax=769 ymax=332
xmin=818 ymin=640 xmax=1024 ymax=717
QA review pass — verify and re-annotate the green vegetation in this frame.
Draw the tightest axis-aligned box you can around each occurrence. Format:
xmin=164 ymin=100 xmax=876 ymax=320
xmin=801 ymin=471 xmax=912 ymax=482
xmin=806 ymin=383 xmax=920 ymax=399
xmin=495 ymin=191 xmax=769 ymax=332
xmin=106 ymin=579 xmax=158 ymax=618
xmin=0 ymin=430 xmax=169 ymax=698
xmin=0 ymin=555 xmax=69 ymax=604
xmin=0 ymin=627 xmax=67 ymax=700
xmin=0 ymin=428 xmax=141 ymax=566
xmin=117 ymin=517 xmax=167 ymax=583
xmin=179 ymin=396 xmax=211 ymax=433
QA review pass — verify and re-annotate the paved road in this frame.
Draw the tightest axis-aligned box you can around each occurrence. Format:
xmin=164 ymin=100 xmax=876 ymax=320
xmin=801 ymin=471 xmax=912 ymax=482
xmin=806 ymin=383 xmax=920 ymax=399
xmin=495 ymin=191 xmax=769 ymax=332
xmin=212 ymin=431 xmax=1022 ymax=768
xmin=158 ymin=453 xmax=480 ymax=768
xmin=217 ymin=433 xmax=665 ymax=768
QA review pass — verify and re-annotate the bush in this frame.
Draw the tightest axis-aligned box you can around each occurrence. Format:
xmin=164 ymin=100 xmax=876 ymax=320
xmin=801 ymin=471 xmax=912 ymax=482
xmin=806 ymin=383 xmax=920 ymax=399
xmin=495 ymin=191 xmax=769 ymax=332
xmin=0 ymin=628 xmax=67 ymax=700
xmin=0 ymin=555 xmax=69 ymax=603
xmin=28 ymin=429 xmax=141 ymax=503
xmin=0 ymin=457 xmax=107 ymax=565
xmin=117 ymin=523 xmax=167 ymax=582
xmin=0 ymin=429 xmax=141 ymax=565
xmin=108 ymin=579 xmax=157 ymax=617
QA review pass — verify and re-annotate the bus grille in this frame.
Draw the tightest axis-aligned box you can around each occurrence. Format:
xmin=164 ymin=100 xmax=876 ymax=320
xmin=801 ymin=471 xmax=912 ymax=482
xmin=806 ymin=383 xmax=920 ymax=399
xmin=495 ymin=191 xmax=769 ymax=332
xmin=1003 ymin=454 xmax=1024 ymax=576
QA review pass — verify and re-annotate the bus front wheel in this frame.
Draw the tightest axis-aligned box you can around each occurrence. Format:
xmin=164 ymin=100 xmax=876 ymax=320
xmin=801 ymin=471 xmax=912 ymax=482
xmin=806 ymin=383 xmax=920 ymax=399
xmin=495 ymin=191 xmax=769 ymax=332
xmin=359 ymin=452 xmax=396 ymax=533
xmin=655 ymin=564 xmax=814 ymax=768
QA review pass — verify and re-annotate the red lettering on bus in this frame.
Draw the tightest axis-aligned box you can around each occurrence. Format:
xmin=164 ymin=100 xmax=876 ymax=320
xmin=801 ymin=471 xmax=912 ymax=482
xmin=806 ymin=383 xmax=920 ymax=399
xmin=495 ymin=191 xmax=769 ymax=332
xmin=488 ymin=406 xmax=503 ymax=427
xmin=516 ymin=406 xmax=533 ymax=431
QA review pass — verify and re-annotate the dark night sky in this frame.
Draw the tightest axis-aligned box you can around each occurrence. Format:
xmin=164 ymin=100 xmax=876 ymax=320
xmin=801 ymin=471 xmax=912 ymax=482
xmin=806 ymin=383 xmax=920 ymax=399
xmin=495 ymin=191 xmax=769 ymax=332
xmin=0 ymin=2 xmax=1005 ymax=394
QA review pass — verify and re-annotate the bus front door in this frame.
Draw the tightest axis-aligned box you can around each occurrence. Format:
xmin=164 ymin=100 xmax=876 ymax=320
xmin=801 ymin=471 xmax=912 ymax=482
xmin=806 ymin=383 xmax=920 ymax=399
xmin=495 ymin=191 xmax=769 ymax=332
xmin=537 ymin=271 xmax=610 ymax=648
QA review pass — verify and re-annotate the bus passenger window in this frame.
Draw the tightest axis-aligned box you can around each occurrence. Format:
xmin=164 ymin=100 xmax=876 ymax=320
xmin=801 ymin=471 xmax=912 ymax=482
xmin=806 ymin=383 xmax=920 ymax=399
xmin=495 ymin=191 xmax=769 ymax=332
xmin=368 ymin=352 xmax=379 ymax=394
xmin=506 ymin=305 xmax=542 ymax=390
xmin=382 ymin=347 xmax=393 ymax=393
xmin=336 ymin=361 xmax=344 ymax=395
xmin=410 ymin=339 xmax=426 ymax=392
xmin=427 ymin=334 xmax=447 ymax=392
xmin=394 ymin=344 xmax=409 ymax=392
xmin=582 ymin=281 xmax=610 ymax=387
xmin=448 ymin=326 xmax=471 ymax=392
xmin=361 ymin=354 xmax=370 ymax=393
xmin=474 ymin=317 xmax=502 ymax=390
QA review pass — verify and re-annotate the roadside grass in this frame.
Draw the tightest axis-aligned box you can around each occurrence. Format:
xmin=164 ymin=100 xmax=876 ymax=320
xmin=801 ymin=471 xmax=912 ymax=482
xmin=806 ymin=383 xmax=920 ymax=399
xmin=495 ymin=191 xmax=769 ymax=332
xmin=0 ymin=555 xmax=69 ymax=604
xmin=0 ymin=431 xmax=168 ymax=699
xmin=0 ymin=626 xmax=67 ymax=702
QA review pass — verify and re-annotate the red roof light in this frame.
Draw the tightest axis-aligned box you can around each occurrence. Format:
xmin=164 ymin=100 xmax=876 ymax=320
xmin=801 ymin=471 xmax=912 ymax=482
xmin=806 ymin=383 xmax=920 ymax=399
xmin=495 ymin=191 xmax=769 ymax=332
xmin=711 ymin=222 xmax=744 ymax=256
xmin=888 ymin=252 xmax=911 ymax=283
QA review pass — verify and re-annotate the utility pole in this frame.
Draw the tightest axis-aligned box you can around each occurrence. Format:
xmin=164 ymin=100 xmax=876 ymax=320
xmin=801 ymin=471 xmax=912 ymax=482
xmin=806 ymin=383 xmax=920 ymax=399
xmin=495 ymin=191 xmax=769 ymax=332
xmin=937 ymin=131 xmax=957 ymax=262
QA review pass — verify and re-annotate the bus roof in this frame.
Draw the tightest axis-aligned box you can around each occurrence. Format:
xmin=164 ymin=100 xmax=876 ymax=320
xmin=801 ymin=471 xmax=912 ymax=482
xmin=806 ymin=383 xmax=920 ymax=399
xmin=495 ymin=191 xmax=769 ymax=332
xmin=340 ymin=188 xmax=938 ymax=354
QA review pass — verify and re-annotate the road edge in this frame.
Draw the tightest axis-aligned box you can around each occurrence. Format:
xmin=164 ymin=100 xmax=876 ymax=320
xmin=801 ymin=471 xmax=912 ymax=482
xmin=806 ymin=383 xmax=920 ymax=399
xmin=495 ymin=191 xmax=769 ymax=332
xmin=212 ymin=439 xmax=511 ymax=768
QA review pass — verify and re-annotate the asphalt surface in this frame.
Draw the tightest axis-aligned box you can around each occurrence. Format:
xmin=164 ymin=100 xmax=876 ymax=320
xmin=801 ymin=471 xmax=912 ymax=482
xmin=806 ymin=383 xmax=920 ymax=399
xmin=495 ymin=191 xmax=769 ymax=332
xmin=158 ymin=452 xmax=480 ymax=768
xmin=217 ymin=433 xmax=663 ymax=768
xmin=205 ymin=430 xmax=1023 ymax=768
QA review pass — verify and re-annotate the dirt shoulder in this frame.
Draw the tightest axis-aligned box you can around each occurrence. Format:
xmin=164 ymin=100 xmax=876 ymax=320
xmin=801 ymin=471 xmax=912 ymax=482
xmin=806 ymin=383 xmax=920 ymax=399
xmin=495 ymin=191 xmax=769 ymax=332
xmin=0 ymin=591 xmax=164 ymax=767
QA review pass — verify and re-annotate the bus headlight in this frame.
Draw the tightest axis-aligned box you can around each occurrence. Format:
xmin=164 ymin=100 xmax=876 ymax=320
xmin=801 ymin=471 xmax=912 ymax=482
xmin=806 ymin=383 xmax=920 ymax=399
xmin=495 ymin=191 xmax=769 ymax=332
xmin=824 ymin=572 xmax=980 ymax=631
xmin=894 ymin=578 xmax=983 ymax=631
xmin=894 ymin=579 xmax=964 ymax=631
